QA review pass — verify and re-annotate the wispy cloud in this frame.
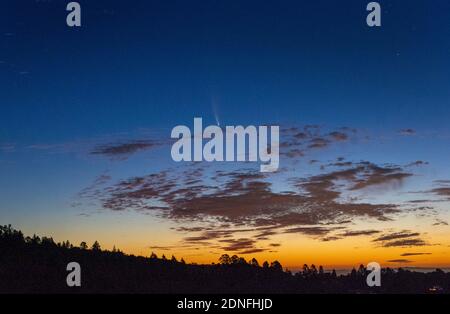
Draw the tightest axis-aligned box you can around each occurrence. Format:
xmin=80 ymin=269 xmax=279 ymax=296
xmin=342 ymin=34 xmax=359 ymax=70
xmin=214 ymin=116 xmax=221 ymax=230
xmin=399 ymin=128 xmax=416 ymax=136
xmin=0 ymin=143 xmax=15 ymax=153
xmin=400 ymin=252 xmax=431 ymax=256
xmin=90 ymin=140 xmax=161 ymax=159
xmin=338 ymin=230 xmax=381 ymax=237
xmin=386 ymin=259 xmax=414 ymax=263
xmin=379 ymin=238 xmax=428 ymax=248
xmin=373 ymin=231 xmax=420 ymax=242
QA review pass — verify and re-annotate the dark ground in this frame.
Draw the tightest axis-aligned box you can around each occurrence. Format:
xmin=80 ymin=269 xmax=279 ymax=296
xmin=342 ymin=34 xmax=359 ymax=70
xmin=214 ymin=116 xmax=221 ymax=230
xmin=1 ymin=225 xmax=449 ymax=294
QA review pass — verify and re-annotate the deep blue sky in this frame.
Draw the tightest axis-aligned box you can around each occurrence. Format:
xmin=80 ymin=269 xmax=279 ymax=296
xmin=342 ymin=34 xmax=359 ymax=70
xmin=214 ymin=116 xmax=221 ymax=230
xmin=1 ymin=0 xmax=450 ymax=143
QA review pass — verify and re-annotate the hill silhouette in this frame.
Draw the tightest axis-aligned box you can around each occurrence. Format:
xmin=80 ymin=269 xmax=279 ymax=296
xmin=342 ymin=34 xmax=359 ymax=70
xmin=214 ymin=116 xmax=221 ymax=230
xmin=1 ymin=225 xmax=449 ymax=294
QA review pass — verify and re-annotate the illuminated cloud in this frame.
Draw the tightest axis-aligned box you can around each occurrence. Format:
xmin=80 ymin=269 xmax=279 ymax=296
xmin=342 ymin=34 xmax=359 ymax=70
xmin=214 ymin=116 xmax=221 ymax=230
xmin=76 ymin=126 xmax=436 ymax=254
xmin=429 ymin=187 xmax=450 ymax=199
xmin=373 ymin=231 xmax=421 ymax=242
xmin=80 ymin=158 xmax=422 ymax=252
xmin=371 ymin=231 xmax=431 ymax=248
xmin=432 ymin=219 xmax=448 ymax=226
xmin=284 ymin=226 xmax=337 ymax=237
xmin=381 ymin=239 xmax=427 ymax=248
xmin=386 ymin=259 xmax=414 ymax=263
xmin=400 ymin=252 xmax=431 ymax=256
xmin=338 ymin=230 xmax=381 ymax=237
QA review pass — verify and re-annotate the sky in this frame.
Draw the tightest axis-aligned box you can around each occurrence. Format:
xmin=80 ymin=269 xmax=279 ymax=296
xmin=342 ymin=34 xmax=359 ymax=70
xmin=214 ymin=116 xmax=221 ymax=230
xmin=1 ymin=0 xmax=450 ymax=270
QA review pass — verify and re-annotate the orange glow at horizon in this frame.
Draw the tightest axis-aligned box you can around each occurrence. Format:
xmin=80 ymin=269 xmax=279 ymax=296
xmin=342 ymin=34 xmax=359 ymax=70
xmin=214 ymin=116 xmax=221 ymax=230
xmin=13 ymin=210 xmax=450 ymax=271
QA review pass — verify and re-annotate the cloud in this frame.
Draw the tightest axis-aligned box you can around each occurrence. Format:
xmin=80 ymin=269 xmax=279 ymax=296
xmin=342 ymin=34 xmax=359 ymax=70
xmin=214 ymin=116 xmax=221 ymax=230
xmin=399 ymin=129 xmax=416 ymax=136
xmin=308 ymin=137 xmax=330 ymax=149
xmin=77 ymin=173 xmax=113 ymax=201
xmin=280 ymin=125 xmax=356 ymax=158
xmin=432 ymin=219 xmax=448 ymax=226
xmin=301 ymin=161 xmax=413 ymax=191
xmin=293 ymin=132 xmax=308 ymax=140
xmin=338 ymin=230 xmax=381 ymax=237
xmin=83 ymin=159 xmax=416 ymax=253
xmin=26 ymin=139 xmax=98 ymax=155
xmin=0 ymin=143 xmax=15 ymax=153
xmin=349 ymin=164 xmax=413 ymax=190
xmin=219 ymin=238 xmax=257 ymax=252
xmin=284 ymin=149 xmax=304 ymax=158
xmin=405 ymin=160 xmax=429 ymax=167
xmin=239 ymin=248 xmax=268 ymax=254
xmin=434 ymin=180 xmax=450 ymax=185
xmin=373 ymin=231 xmax=420 ymax=242
xmin=400 ymin=252 xmax=431 ymax=256
xmin=321 ymin=236 xmax=342 ymax=242
xmin=284 ymin=226 xmax=336 ymax=237
xmin=429 ymin=187 xmax=450 ymax=199
xmin=90 ymin=140 xmax=160 ymax=159
xmin=328 ymin=131 xmax=348 ymax=141
xmin=77 ymin=128 xmax=429 ymax=253
xmin=373 ymin=231 xmax=428 ymax=247
xmin=386 ymin=259 xmax=414 ymax=263
xmin=419 ymin=180 xmax=450 ymax=201
xmin=328 ymin=161 xmax=354 ymax=167
xmin=148 ymin=245 xmax=179 ymax=250
xmin=255 ymin=229 xmax=278 ymax=240
xmin=381 ymin=239 xmax=427 ymax=247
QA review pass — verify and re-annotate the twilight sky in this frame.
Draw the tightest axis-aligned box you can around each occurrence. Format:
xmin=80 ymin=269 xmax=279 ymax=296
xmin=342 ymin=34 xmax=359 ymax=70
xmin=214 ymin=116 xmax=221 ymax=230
xmin=1 ymin=0 xmax=450 ymax=269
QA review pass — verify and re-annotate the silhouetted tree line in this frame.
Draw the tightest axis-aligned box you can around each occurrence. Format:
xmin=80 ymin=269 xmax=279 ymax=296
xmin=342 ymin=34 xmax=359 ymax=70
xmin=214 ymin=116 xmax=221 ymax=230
xmin=0 ymin=225 xmax=449 ymax=293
